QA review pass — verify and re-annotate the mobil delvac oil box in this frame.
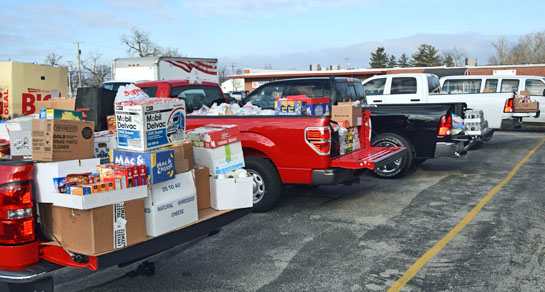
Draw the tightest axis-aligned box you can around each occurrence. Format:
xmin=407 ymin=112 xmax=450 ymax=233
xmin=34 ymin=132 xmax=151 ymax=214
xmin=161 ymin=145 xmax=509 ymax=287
xmin=115 ymin=98 xmax=186 ymax=152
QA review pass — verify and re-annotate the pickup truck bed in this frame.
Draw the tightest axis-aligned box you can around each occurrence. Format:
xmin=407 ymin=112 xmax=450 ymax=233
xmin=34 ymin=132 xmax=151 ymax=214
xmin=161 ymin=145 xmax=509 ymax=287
xmin=0 ymin=207 xmax=251 ymax=292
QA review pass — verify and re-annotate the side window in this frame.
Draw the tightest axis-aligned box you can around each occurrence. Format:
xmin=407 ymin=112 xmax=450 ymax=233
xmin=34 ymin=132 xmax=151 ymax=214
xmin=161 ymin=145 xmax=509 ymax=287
xmin=353 ymin=82 xmax=367 ymax=104
xmin=391 ymin=77 xmax=417 ymax=94
xmin=442 ymin=80 xmax=481 ymax=93
xmin=336 ymin=82 xmax=358 ymax=103
xmin=362 ymin=78 xmax=386 ymax=95
xmin=500 ymin=79 xmax=519 ymax=92
xmin=170 ymin=86 xmax=225 ymax=113
xmin=427 ymin=76 xmax=441 ymax=93
xmin=484 ymin=79 xmax=498 ymax=92
xmin=285 ymin=80 xmax=330 ymax=98
xmin=525 ymin=79 xmax=545 ymax=95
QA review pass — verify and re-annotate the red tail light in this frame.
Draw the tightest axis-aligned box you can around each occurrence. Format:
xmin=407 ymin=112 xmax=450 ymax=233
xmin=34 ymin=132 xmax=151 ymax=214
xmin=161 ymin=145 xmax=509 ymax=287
xmin=0 ymin=182 xmax=34 ymax=244
xmin=504 ymin=98 xmax=514 ymax=113
xmin=305 ymin=127 xmax=331 ymax=155
xmin=438 ymin=114 xmax=452 ymax=137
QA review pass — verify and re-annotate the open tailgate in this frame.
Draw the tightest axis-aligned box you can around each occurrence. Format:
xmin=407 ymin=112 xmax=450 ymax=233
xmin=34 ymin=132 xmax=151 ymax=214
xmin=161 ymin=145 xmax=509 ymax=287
xmin=331 ymin=147 xmax=406 ymax=170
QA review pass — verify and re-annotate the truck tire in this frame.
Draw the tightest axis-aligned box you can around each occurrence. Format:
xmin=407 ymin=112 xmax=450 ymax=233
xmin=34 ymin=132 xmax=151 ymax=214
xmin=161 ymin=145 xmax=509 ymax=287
xmin=371 ymin=133 xmax=413 ymax=178
xmin=245 ymin=156 xmax=282 ymax=212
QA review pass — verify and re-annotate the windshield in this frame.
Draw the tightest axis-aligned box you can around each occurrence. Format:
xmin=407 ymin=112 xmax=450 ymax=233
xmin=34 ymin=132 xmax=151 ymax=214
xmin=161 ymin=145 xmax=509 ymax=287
xmin=140 ymin=86 xmax=158 ymax=97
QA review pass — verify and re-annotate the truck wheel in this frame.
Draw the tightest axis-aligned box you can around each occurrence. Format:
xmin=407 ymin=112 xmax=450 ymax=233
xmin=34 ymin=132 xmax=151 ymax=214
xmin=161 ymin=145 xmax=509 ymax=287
xmin=371 ymin=133 xmax=413 ymax=178
xmin=245 ymin=156 xmax=282 ymax=212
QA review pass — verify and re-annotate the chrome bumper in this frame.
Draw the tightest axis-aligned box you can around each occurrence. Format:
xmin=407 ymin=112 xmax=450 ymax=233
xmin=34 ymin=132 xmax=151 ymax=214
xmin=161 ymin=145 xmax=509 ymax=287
xmin=434 ymin=141 xmax=466 ymax=158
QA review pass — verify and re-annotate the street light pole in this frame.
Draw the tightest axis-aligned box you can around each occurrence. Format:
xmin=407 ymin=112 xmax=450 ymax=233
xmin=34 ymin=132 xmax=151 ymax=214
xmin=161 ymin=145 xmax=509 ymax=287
xmin=74 ymin=41 xmax=83 ymax=87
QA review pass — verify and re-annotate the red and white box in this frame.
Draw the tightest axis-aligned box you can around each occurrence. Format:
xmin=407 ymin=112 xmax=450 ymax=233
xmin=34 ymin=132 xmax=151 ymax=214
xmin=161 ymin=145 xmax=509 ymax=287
xmin=187 ymin=125 xmax=240 ymax=149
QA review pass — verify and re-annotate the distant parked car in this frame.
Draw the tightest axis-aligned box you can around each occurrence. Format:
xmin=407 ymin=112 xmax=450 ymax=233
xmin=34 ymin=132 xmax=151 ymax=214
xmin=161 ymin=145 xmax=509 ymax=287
xmin=99 ymin=81 xmax=133 ymax=92
xmin=229 ymin=90 xmax=248 ymax=101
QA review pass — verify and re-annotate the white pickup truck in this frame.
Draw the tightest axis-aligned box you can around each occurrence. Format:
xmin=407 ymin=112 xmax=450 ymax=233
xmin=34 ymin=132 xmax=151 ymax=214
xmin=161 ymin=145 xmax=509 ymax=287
xmin=362 ymin=73 xmax=540 ymax=130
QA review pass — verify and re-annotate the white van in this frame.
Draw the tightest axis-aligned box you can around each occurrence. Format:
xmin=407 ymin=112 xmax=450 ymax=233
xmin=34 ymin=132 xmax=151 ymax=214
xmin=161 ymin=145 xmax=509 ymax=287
xmin=440 ymin=75 xmax=545 ymax=123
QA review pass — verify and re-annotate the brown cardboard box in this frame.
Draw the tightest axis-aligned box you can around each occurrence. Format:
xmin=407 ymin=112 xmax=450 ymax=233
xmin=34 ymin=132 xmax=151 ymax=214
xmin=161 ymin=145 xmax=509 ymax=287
xmin=32 ymin=119 xmax=94 ymax=162
xmin=60 ymin=199 xmax=146 ymax=255
xmin=194 ymin=167 xmax=211 ymax=210
xmin=34 ymin=99 xmax=75 ymax=111
xmin=171 ymin=142 xmax=194 ymax=174
xmin=38 ymin=203 xmax=63 ymax=241
xmin=331 ymin=102 xmax=362 ymax=127
xmin=514 ymin=100 xmax=539 ymax=112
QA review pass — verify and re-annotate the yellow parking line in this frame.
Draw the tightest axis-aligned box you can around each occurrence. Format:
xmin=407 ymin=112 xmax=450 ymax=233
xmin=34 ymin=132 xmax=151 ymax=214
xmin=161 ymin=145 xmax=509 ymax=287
xmin=388 ymin=137 xmax=545 ymax=292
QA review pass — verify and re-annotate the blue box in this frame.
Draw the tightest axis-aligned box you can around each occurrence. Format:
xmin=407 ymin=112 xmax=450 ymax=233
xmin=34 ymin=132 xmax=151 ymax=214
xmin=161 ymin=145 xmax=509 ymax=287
xmin=306 ymin=103 xmax=330 ymax=116
xmin=274 ymin=101 xmax=305 ymax=115
xmin=110 ymin=148 xmax=175 ymax=184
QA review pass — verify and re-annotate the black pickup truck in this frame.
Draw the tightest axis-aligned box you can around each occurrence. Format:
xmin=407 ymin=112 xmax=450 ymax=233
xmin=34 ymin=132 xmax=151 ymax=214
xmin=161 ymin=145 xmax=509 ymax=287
xmin=242 ymin=77 xmax=473 ymax=178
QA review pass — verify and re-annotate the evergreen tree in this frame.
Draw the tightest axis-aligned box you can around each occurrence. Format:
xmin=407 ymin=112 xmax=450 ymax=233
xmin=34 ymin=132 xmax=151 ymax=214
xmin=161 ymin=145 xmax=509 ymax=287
xmin=397 ymin=53 xmax=410 ymax=67
xmin=410 ymin=44 xmax=443 ymax=67
xmin=442 ymin=54 xmax=455 ymax=67
xmin=369 ymin=47 xmax=389 ymax=68
xmin=388 ymin=55 xmax=397 ymax=68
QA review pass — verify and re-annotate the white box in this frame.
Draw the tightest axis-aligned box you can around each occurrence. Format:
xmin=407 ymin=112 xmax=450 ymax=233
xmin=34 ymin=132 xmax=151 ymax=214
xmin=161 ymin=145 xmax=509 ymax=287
xmin=193 ymin=141 xmax=245 ymax=176
xmin=34 ymin=158 xmax=101 ymax=203
xmin=9 ymin=130 xmax=32 ymax=158
xmin=210 ymin=175 xmax=253 ymax=210
xmin=145 ymin=172 xmax=198 ymax=236
xmin=51 ymin=185 xmax=148 ymax=210
xmin=94 ymin=133 xmax=117 ymax=164
xmin=115 ymin=98 xmax=186 ymax=151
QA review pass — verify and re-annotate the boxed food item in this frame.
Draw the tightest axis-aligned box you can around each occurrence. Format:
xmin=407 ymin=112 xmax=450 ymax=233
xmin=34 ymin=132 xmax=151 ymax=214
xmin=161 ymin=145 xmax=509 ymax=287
xmin=168 ymin=142 xmax=194 ymax=174
xmin=34 ymin=158 xmax=101 ymax=203
xmin=331 ymin=102 xmax=362 ymax=127
xmin=107 ymin=115 xmax=116 ymax=131
xmin=94 ymin=131 xmax=117 ymax=164
xmin=514 ymin=97 xmax=539 ymax=113
xmin=115 ymin=98 xmax=186 ymax=151
xmin=144 ymin=171 xmax=198 ymax=236
xmin=51 ymin=185 xmax=148 ymax=210
xmin=274 ymin=99 xmax=305 ymax=116
xmin=194 ymin=167 xmax=211 ymax=210
xmin=187 ymin=125 xmax=240 ymax=149
xmin=210 ymin=170 xmax=253 ymax=210
xmin=32 ymin=119 xmax=94 ymax=162
xmin=285 ymin=95 xmax=330 ymax=116
xmin=39 ymin=108 xmax=83 ymax=120
xmin=193 ymin=141 xmax=245 ymax=176
xmin=110 ymin=148 xmax=175 ymax=184
xmin=59 ymin=199 xmax=146 ymax=255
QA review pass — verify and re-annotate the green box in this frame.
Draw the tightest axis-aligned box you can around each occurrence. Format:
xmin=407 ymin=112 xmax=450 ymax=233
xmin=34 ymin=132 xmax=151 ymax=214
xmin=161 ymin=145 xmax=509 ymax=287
xmin=40 ymin=108 xmax=83 ymax=121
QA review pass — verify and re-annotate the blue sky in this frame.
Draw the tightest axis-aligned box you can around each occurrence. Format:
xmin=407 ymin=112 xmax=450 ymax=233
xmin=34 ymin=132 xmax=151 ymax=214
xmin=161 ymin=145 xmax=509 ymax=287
xmin=2 ymin=0 xmax=544 ymax=71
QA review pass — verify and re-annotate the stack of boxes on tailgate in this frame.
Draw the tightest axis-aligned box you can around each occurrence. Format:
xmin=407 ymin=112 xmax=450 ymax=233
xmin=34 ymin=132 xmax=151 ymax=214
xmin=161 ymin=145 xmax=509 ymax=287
xmin=331 ymin=102 xmax=362 ymax=155
xmin=187 ymin=125 xmax=253 ymax=210
xmin=464 ymin=109 xmax=488 ymax=136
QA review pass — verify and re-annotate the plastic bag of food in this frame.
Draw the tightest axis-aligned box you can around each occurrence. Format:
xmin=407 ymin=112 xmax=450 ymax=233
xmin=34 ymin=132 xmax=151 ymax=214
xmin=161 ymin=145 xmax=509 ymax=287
xmin=115 ymin=84 xmax=149 ymax=103
xmin=451 ymin=113 xmax=466 ymax=135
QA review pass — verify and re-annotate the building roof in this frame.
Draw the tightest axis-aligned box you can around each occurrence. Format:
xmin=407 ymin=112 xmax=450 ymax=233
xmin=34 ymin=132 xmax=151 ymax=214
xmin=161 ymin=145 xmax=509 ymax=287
xmin=228 ymin=69 xmax=387 ymax=79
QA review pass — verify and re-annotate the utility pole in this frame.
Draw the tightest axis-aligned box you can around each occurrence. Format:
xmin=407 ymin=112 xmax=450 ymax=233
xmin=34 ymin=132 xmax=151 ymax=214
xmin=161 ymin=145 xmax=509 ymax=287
xmin=74 ymin=41 xmax=83 ymax=87
xmin=66 ymin=61 xmax=73 ymax=97
xmin=231 ymin=63 xmax=236 ymax=91
xmin=345 ymin=57 xmax=351 ymax=70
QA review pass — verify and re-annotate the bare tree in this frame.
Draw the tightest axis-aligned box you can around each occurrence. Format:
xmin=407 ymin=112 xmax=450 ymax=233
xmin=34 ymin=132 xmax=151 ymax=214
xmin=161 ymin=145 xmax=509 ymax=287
xmin=489 ymin=31 xmax=545 ymax=65
xmin=160 ymin=47 xmax=184 ymax=57
xmin=218 ymin=65 xmax=229 ymax=84
xmin=121 ymin=27 xmax=161 ymax=57
xmin=81 ymin=52 xmax=111 ymax=86
xmin=44 ymin=53 xmax=62 ymax=65
xmin=489 ymin=36 xmax=511 ymax=65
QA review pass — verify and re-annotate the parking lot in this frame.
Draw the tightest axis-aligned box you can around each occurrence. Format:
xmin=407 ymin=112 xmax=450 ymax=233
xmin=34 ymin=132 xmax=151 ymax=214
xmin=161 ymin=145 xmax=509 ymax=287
xmin=55 ymin=130 xmax=545 ymax=292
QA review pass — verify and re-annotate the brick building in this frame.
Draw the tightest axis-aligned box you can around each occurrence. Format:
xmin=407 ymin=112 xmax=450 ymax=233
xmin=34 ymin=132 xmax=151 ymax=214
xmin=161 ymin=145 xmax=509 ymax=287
xmin=229 ymin=64 xmax=545 ymax=93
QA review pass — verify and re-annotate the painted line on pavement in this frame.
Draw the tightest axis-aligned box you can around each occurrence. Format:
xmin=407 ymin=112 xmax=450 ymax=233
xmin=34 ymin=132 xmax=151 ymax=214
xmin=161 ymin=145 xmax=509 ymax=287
xmin=388 ymin=137 xmax=545 ymax=292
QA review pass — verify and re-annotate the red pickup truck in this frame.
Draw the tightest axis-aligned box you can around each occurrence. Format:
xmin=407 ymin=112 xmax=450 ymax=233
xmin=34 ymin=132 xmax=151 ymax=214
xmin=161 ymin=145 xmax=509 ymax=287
xmin=137 ymin=80 xmax=407 ymax=212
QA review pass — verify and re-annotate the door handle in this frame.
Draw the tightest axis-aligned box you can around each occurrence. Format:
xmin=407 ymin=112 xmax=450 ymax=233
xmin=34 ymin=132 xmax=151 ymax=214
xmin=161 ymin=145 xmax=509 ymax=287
xmin=373 ymin=100 xmax=382 ymax=103
xmin=410 ymin=99 xmax=420 ymax=102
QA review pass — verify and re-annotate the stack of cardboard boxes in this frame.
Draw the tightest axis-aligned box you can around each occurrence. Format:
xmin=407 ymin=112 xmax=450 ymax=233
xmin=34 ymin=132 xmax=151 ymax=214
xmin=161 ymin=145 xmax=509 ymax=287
xmin=188 ymin=125 xmax=253 ymax=210
xmin=274 ymin=95 xmax=330 ymax=116
xmin=331 ymin=102 xmax=362 ymax=155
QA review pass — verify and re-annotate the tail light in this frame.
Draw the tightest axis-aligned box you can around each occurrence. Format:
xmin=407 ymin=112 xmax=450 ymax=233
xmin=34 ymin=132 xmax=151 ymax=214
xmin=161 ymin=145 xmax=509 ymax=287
xmin=305 ymin=127 xmax=331 ymax=155
xmin=438 ymin=114 xmax=452 ymax=137
xmin=504 ymin=98 xmax=514 ymax=113
xmin=0 ymin=182 xmax=34 ymax=244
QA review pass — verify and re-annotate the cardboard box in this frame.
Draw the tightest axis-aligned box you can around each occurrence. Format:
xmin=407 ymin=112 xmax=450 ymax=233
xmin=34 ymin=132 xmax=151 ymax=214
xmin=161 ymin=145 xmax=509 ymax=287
xmin=110 ymin=148 xmax=175 ymax=184
xmin=514 ymin=100 xmax=539 ymax=112
xmin=51 ymin=185 xmax=148 ymax=210
xmin=210 ymin=175 xmax=253 ymax=210
xmin=0 ymin=62 xmax=68 ymax=119
xmin=60 ymin=199 xmax=146 ymax=255
xmin=94 ymin=132 xmax=117 ymax=164
xmin=9 ymin=130 xmax=32 ymax=160
xmin=32 ymin=119 xmax=94 ymax=162
xmin=34 ymin=158 xmax=101 ymax=203
xmin=34 ymin=99 xmax=75 ymax=111
xmin=115 ymin=98 xmax=186 ymax=151
xmin=144 ymin=172 xmax=198 ymax=236
xmin=39 ymin=108 xmax=82 ymax=120
xmin=168 ymin=142 xmax=194 ymax=174
xmin=38 ymin=203 xmax=63 ymax=241
xmin=274 ymin=100 xmax=305 ymax=115
xmin=331 ymin=102 xmax=362 ymax=127
xmin=193 ymin=141 xmax=245 ymax=176
xmin=186 ymin=125 xmax=240 ymax=149
xmin=285 ymin=95 xmax=330 ymax=116
xmin=194 ymin=167 xmax=211 ymax=210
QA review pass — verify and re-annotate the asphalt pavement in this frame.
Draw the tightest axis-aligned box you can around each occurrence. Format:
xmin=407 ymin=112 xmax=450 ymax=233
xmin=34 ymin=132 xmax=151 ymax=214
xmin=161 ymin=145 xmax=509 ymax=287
xmin=56 ymin=130 xmax=545 ymax=292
